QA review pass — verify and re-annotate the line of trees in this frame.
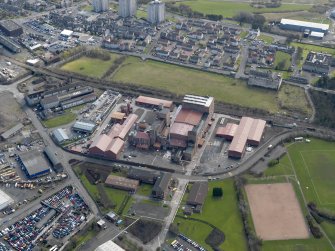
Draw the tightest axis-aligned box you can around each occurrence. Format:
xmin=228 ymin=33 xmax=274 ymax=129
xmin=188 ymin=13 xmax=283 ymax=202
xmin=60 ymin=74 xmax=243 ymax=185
xmin=233 ymin=12 xmax=266 ymax=29
xmin=234 ymin=177 xmax=262 ymax=251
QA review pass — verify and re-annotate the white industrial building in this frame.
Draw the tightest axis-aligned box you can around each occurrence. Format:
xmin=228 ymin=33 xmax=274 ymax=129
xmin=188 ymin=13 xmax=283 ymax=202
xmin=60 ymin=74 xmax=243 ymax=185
xmin=0 ymin=190 xmax=14 ymax=210
xmin=280 ymin=19 xmax=329 ymax=34
xmin=147 ymin=0 xmax=165 ymax=24
xmin=118 ymin=0 xmax=137 ymax=18
xmin=93 ymin=0 xmax=109 ymax=12
xmin=95 ymin=240 xmax=125 ymax=251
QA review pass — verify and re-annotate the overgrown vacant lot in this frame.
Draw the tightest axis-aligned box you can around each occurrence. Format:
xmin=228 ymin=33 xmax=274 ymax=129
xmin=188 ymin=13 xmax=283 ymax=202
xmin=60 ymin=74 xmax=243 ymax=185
xmin=61 ymin=54 xmax=121 ymax=78
xmin=59 ymin=54 xmax=312 ymax=116
xmin=174 ymin=1 xmax=311 ymax=18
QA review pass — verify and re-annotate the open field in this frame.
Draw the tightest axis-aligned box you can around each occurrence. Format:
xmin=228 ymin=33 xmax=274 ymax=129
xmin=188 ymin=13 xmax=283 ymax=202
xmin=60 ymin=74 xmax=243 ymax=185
xmin=262 ymin=10 xmax=331 ymax=24
xmin=274 ymin=51 xmax=291 ymax=71
xmin=61 ymin=55 xmax=121 ymax=78
xmin=245 ymin=183 xmax=309 ymax=240
xmin=174 ymin=179 xmax=247 ymax=250
xmin=174 ymin=1 xmax=311 ymax=18
xmin=60 ymin=54 xmax=311 ymax=115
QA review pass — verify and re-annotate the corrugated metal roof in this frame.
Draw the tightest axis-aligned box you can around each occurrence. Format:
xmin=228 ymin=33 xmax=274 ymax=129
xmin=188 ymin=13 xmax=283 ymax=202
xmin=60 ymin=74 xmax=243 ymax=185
xmin=175 ymin=108 xmax=203 ymax=126
xmin=18 ymin=150 xmax=50 ymax=176
xmin=216 ymin=123 xmax=238 ymax=137
xmin=135 ymin=95 xmax=173 ymax=108
xmin=280 ymin=19 xmax=329 ymax=31
xmin=73 ymin=121 xmax=96 ymax=132
xmin=228 ymin=117 xmax=266 ymax=154
xmin=52 ymin=128 xmax=69 ymax=142
xmin=1 ymin=123 xmax=24 ymax=139
xmin=108 ymin=138 xmax=124 ymax=155
xmin=182 ymin=95 xmax=214 ymax=108
xmin=105 ymin=175 xmax=139 ymax=190
xmin=118 ymin=114 xmax=138 ymax=140
xmin=95 ymin=240 xmax=125 ymax=251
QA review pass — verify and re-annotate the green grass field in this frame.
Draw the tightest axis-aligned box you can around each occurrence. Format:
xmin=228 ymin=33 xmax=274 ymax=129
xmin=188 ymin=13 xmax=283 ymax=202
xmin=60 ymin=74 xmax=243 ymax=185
xmin=260 ymin=138 xmax=335 ymax=250
xmin=42 ymin=110 xmax=76 ymax=128
xmin=61 ymin=54 xmax=311 ymax=116
xmin=61 ymin=55 xmax=121 ymax=78
xmin=136 ymin=184 xmax=153 ymax=197
xmin=174 ymin=179 xmax=247 ymax=250
xmin=174 ymin=1 xmax=311 ymax=18
xmin=274 ymin=51 xmax=292 ymax=71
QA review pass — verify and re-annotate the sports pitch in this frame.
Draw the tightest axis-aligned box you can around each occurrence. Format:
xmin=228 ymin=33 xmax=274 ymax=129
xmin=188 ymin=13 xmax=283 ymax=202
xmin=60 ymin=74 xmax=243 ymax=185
xmin=245 ymin=183 xmax=309 ymax=241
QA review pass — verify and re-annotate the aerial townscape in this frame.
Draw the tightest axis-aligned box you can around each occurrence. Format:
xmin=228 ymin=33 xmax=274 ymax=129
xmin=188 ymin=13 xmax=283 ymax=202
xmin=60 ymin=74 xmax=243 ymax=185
xmin=2 ymin=0 xmax=335 ymax=251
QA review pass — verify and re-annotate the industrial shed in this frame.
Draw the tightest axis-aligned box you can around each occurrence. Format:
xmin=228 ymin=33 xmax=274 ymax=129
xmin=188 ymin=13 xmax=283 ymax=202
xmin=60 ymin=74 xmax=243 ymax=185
xmin=280 ymin=19 xmax=329 ymax=33
xmin=105 ymin=175 xmax=139 ymax=192
xmin=0 ymin=20 xmax=23 ymax=37
xmin=1 ymin=123 xmax=24 ymax=140
xmin=17 ymin=150 xmax=51 ymax=179
xmin=52 ymin=128 xmax=69 ymax=143
xmin=0 ymin=189 xmax=14 ymax=210
xmin=187 ymin=182 xmax=208 ymax=207
xmin=228 ymin=117 xmax=266 ymax=159
xmin=44 ymin=146 xmax=63 ymax=172
xmin=135 ymin=96 xmax=173 ymax=110
xmin=72 ymin=121 xmax=96 ymax=134
xmin=216 ymin=123 xmax=238 ymax=140
xmin=127 ymin=168 xmax=160 ymax=184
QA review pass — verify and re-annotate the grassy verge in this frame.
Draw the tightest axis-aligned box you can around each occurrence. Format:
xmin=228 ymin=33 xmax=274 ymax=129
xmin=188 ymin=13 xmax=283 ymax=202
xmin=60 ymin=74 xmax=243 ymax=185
xmin=136 ymin=184 xmax=153 ymax=197
xmin=174 ymin=179 xmax=247 ymax=250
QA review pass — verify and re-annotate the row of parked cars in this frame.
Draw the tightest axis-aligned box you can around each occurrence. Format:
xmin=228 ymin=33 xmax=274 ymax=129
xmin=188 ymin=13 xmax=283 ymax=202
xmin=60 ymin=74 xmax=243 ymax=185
xmin=42 ymin=186 xmax=73 ymax=211
xmin=3 ymin=206 xmax=51 ymax=251
xmin=0 ymin=242 xmax=10 ymax=251
xmin=171 ymin=240 xmax=192 ymax=251
xmin=178 ymin=234 xmax=206 ymax=251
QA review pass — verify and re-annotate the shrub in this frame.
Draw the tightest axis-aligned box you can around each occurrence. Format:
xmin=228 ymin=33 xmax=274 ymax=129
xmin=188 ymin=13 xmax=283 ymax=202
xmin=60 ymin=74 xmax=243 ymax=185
xmin=213 ymin=187 xmax=223 ymax=197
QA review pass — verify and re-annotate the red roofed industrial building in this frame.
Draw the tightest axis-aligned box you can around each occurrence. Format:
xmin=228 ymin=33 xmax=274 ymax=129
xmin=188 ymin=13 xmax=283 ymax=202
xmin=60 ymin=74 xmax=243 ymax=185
xmin=228 ymin=117 xmax=266 ymax=159
xmin=175 ymin=108 xmax=203 ymax=126
xmin=135 ymin=96 xmax=174 ymax=111
xmin=89 ymin=114 xmax=138 ymax=159
xmin=216 ymin=123 xmax=238 ymax=140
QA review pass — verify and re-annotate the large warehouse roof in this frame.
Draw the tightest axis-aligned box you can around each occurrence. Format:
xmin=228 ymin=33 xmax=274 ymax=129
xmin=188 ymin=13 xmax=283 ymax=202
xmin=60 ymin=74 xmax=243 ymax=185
xmin=0 ymin=20 xmax=21 ymax=32
xmin=175 ymin=108 xmax=203 ymax=126
xmin=18 ymin=150 xmax=51 ymax=177
xmin=216 ymin=123 xmax=238 ymax=138
xmin=228 ymin=117 xmax=266 ymax=155
xmin=95 ymin=240 xmax=125 ymax=251
xmin=182 ymin=95 xmax=214 ymax=108
xmin=1 ymin=123 xmax=24 ymax=140
xmin=135 ymin=96 xmax=173 ymax=109
xmin=280 ymin=19 xmax=329 ymax=31
xmin=0 ymin=189 xmax=14 ymax=211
